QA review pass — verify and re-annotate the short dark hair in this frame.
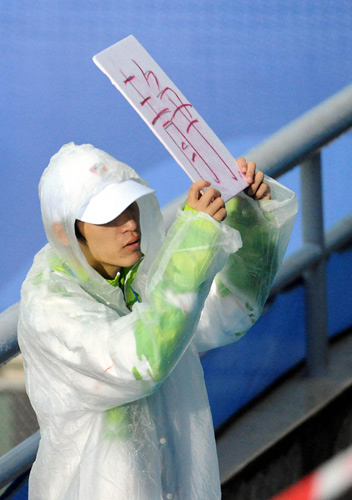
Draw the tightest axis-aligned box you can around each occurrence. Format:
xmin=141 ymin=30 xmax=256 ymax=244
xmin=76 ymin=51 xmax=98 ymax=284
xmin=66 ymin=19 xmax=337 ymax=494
xmin=74 ymin=220 xmax=87 ymax=243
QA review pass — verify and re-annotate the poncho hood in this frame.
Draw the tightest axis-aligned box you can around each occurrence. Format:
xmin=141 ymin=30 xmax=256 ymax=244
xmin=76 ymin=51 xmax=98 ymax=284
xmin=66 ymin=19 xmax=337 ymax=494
xmin=38 ymin=142 xmax=165 ymax=309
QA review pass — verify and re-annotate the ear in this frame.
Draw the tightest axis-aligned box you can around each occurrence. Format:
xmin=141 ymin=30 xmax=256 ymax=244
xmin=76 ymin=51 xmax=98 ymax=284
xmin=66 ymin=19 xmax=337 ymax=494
xmin=52 ymin=222 xmax=70 ymax=246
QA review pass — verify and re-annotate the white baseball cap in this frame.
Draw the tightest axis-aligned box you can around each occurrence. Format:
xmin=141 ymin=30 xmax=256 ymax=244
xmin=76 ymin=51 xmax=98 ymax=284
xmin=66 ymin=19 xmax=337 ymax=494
xmin=77 ymin=180 xmax=155 ymax=224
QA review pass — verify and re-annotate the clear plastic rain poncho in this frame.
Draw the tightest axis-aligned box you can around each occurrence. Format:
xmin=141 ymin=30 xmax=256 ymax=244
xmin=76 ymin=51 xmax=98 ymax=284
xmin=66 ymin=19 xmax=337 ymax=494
xmin=18 ymin=143 xmax=298 ymax=500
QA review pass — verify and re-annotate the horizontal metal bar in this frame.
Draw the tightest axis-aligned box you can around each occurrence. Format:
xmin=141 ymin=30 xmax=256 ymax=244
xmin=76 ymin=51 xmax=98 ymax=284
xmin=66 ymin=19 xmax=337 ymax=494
xmin=0 ymin=303 xmax=19 ymax=366
xmin=326 ymin=214 xmax=352 ymax=252
xmin=271 ymin=213 xmax=352 ymax=296
xmin=161 ymin=83 xmax=352 ymax=226
xmin=0 ymin=431 xmax=40 ymax=489
xmin=270 ymin=243 xmax=322 ymax=295
xmin=0 ymin=470 xmax=30 ymax=500
xmin=243 ymin=83 xmax=352 ymax=177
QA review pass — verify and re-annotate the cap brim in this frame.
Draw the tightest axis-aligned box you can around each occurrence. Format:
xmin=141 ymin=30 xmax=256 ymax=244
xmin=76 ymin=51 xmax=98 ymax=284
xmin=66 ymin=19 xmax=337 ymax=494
xmin=77 ymin=180 xmax=155 ymax=224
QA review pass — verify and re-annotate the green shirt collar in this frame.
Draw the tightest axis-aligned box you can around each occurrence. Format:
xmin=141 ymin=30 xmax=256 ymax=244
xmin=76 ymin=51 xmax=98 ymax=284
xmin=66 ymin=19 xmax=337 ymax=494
xmin=107 ymin=257 xmax=143 ymax=310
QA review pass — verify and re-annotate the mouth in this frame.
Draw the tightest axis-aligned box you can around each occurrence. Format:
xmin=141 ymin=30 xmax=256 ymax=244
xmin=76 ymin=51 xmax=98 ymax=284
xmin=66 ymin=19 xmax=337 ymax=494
xmin=125 ymin=237 xmax=141 ymax=249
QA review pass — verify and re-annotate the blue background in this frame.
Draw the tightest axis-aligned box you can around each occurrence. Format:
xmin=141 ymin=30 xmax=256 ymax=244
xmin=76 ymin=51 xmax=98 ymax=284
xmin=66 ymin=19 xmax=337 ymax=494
xmin=1 ymin=0 xmax=352 ymax=311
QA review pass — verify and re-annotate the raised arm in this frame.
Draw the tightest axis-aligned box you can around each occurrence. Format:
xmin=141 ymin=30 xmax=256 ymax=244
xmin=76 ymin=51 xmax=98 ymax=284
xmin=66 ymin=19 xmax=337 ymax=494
xmin=194 ymin=159 xmax=298 ymax=352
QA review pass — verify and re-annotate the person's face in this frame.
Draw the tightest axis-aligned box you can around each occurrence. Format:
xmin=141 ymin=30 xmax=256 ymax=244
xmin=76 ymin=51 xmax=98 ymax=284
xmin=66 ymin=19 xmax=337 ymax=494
xmin=76 ymin=202 xmax=142 ymax=279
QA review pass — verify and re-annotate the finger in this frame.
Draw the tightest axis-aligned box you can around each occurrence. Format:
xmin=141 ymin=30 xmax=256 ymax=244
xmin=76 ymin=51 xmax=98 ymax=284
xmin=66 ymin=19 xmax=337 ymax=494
xmin=212 ymin=207 xmax=227 ymax=223
xmin=194 ymin=187 xmax=222 ymax=212
xmin=245 ymin=161 xmax=256 ymax=184
xmin=245 ymin=171 xmax=264 ymax=197
xmin=205 ymin=195 xmax=225 ymax=216
xmin=237 ymin=157 xmax=247 ymax=174
xmin=187 ymin=180 xmax=211 ymax=206
xmin=253 ymin=182 xmax=271 ymax=200
xmin=200 ymin=187 xmax=222 ymax=207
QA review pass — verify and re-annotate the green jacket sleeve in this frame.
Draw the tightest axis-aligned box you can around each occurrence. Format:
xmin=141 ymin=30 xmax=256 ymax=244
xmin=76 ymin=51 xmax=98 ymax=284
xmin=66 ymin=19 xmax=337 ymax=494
xmin=132 ymin=208 xmax=242 ymax=383
xmin=193 ymin=176 xmax=298 ymax=351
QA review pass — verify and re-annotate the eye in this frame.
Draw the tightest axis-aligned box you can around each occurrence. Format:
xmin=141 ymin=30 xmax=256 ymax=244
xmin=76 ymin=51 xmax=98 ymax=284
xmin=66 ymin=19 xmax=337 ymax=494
xmin=126 ymin=202 xmax=140 ymax=218
xmin=131 ymin=201 xmax=139 ymax=212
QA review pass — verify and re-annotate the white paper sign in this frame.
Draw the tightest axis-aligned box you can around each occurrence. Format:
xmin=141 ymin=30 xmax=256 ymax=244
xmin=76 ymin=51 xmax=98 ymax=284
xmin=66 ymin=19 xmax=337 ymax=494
xmin=93 ymin=35 xmax=248 ymax=201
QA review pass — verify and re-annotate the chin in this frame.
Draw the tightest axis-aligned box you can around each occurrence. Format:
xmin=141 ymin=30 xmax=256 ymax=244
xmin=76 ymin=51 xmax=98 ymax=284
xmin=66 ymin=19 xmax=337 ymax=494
xmin=126 ymin=251 xmax=142 ymax=267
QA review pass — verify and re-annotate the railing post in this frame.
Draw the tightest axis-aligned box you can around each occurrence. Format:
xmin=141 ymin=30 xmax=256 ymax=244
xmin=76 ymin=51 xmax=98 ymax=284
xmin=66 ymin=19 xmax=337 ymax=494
xmin=300 ymin=151 xmax=328 ymax=376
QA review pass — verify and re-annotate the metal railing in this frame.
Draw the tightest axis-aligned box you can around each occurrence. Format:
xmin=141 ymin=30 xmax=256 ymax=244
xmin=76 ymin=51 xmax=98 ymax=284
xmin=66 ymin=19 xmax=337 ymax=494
xmin=1 ymin=82 xmax=352 ymax=494
xmin=164 ymin=81 xmax=352 ymax=377
xmin=246 ymin=83 xmax=352 ymax=377
xmin=0 ymin=303 xmax=19 ymax=367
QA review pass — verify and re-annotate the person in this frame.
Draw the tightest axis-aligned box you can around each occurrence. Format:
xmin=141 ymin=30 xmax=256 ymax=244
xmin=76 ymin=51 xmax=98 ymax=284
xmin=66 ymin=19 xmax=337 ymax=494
xmin=18 ymin=142 xmax=297 ymax=500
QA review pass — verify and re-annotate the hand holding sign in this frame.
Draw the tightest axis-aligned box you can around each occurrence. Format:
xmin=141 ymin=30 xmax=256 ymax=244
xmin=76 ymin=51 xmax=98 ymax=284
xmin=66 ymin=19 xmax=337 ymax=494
xmin=187 ymin=180 xmax=227 ymax=222
xmin=93 ymin=35 xmax=250 ymax=202
xmin=237 ymin=158 xmax=271 ymax=200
